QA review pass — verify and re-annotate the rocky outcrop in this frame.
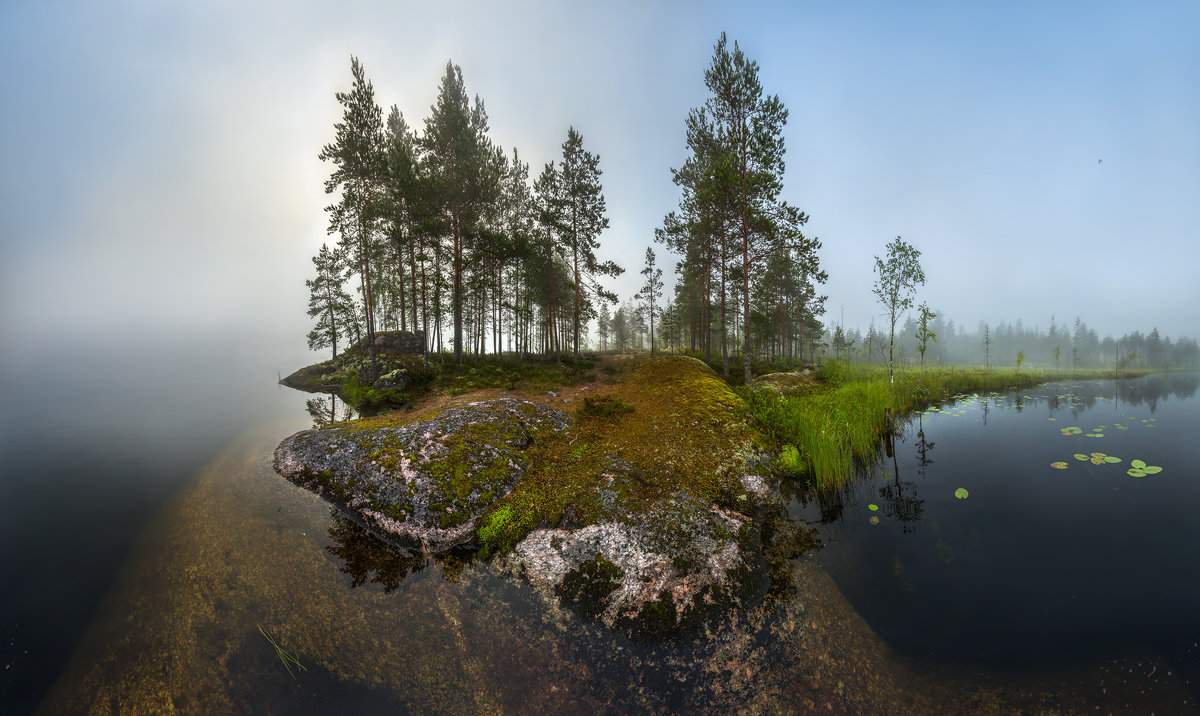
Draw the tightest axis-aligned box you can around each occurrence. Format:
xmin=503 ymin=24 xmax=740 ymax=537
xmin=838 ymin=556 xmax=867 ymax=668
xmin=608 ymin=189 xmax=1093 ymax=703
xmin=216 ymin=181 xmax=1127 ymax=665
xmin=273 ymin=356 xmax=776 ymax=634
xmin=273 ymin=398 xmax=572 ymax=552
xmin=506 ymin=492 xmax=755 ymax=631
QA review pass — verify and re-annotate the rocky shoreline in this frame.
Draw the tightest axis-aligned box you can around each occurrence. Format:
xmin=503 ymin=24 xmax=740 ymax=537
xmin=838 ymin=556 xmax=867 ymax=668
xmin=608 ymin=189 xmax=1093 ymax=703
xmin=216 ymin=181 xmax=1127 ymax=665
xmin=273 ymin=356 xmax=776 ymax=632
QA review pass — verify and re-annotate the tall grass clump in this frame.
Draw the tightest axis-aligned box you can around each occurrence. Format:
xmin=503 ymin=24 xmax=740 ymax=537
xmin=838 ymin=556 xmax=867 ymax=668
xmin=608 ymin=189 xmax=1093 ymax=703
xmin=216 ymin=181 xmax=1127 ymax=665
xmin=742 ymin=362 xmax=1129 ymax=490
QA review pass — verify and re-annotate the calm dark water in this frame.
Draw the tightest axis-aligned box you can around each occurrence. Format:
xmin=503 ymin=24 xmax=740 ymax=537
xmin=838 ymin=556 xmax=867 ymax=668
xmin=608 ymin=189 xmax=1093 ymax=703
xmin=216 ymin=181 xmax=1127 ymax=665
xmin=0 ymin=337 xmax=318 ymax=714
xmin=5 ymin=348 xmax=1197 ymax=712
xmin=795 ymin=373 xmax=1200 ymax=687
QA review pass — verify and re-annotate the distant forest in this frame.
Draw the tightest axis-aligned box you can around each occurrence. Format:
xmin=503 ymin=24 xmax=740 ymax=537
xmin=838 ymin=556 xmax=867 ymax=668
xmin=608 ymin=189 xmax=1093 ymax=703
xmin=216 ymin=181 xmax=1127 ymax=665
xmin=830 ymin=316 xmax=1200 ymax=371
xmin=305 ymin=37 xmax=1197 ymax=373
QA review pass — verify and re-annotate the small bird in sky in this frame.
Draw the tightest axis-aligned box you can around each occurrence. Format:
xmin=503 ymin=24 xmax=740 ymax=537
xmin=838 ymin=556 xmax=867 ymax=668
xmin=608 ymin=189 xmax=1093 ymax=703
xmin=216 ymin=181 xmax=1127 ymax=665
xmin=1098 ymin=159 xmax=1103 ymax=164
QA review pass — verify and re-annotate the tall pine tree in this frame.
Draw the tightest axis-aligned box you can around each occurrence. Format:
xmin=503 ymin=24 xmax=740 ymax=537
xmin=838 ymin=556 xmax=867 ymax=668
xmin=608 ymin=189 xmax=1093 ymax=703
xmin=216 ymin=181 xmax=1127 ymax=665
xmin=319 ymin=57 xmax=386 ymax=359
xmin=559 ymin=127 xmax=621 ymax=360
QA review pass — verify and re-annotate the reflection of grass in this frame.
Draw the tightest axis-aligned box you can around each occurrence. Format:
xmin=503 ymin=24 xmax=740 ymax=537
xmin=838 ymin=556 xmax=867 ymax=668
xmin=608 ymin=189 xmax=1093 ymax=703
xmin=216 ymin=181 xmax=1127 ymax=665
xmin=742 ymin=363 xmax=1146 ymax=490
xmin=258 ymin=625 xmax=307 ymax=679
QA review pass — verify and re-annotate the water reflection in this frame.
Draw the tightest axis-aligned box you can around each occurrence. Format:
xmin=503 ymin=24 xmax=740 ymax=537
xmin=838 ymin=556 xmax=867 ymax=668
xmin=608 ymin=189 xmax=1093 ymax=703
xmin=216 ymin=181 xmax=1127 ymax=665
xmin=305 ymin=394 xmax=356 ymax=428
xmin=326 ymin=512 xmax=426 ymax=592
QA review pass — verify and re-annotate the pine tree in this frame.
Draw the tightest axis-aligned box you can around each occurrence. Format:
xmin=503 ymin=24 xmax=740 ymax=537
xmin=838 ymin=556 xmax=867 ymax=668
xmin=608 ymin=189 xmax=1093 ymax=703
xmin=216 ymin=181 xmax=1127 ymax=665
xmin=422 ymin=62 xmax=502 ymax=362
xmin=638 ymin=247 xmax=664 ymax=357
xmin=306 ymin=244 xmax=355 ymax=358
xmin=319 ymin=57 xmax=386 ymax=359
xmin=559 ymin=127 xmax=621 ymax=360
xmin=699 ymin=33 xmax=820 ymax=383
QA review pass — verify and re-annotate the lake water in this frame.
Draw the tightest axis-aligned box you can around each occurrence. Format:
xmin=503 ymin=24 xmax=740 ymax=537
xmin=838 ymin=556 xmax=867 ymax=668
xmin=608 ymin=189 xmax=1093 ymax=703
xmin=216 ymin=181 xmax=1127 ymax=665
xmin=793 ymin=372 xmax=1200 ymax=705
xmin=3 ymin=348 xmax=1197 ymax=713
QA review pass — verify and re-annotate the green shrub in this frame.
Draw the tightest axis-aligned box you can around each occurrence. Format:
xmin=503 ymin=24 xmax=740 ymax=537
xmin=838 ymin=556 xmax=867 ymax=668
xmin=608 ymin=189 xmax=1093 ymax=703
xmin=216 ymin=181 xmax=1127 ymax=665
xmin=815 ymin=359 xmax=847 ymax=386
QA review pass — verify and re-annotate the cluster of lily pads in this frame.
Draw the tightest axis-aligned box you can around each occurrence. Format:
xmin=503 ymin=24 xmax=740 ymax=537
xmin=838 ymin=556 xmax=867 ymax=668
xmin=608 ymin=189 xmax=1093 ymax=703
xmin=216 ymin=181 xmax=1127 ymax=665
xmin=1049 ymin=452 xmax=1163 ymax=478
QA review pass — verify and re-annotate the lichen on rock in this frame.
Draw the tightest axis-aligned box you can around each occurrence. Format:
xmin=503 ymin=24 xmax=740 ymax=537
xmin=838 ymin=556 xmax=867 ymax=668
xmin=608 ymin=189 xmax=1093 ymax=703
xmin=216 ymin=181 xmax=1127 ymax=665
xmin=273 ymin=398 xmax=572 ymax=552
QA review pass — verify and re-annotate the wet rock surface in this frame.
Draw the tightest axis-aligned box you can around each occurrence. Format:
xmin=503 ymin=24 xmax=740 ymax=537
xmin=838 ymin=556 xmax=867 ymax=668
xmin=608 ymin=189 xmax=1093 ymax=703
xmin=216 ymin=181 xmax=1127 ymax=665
xmin=273 ymin=398 xmax=572 ymax=552
xmin=507 ymin=491 xmax=754 ymax=632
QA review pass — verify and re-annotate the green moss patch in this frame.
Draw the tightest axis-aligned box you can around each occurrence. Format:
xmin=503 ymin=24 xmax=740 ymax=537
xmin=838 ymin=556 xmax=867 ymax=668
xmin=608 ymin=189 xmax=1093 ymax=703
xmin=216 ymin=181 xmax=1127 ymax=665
xmin=555 ymin=553 xmax=624 ymax=619
xmin=476 ymin=356 xmax=763 ymax=555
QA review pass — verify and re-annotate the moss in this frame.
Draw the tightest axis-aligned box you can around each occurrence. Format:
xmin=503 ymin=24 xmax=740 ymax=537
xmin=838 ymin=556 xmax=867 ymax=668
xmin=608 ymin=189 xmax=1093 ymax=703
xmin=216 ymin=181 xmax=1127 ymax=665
xmin=474 ymin=356 xmax=763 ymax=558
xmin=555 ymin=553 xmax=624 ymax=619
xmin=382 ymin=504 xmax=409 ymax=523
xmin=576 ymin=395 xmax=635 ymax=419
xmin=622 ymin=590 xmax=678 ymax=639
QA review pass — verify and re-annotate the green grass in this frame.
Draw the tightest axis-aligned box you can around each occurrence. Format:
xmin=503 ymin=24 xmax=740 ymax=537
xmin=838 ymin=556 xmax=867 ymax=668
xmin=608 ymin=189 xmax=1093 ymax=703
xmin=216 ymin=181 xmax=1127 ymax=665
xmin=741 ymin=361 xmax=1150 ymax=490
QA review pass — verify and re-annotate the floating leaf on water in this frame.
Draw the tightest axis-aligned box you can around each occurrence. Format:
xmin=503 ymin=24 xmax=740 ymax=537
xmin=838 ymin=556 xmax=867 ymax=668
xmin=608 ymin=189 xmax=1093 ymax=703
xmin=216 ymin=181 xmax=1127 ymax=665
xmin=1048 ymin=417 xmax=1057 ymax=421
xmin=1090 ymin=452 xmax=1106 ymax=458
xmin=954 ymin=487 xmax=969 ymax=499
xmin=1090 ymin=457 xmax=1105 ymax=465
xmin=1131 ymin=459 xmax=1147 ymax=469
xmin=1127 ymin=468 xmax=1147 ymax=477
xmin=1085 ymin=433 xmax=1103 ymax=438
xmin=869 ymin=515 xmax=880 ymax=525
xmin=868 ymin=504 xmax=879 ymax=511
xmin=1096 ymin=426 xmax=1106 ymax=430
xmin=1143 ymin=465 xmax=1162 ymax=475
xmin=1050 ymin=461 xmax=1069 ymax=469
xmin=1104 ymin=456 xmax=1121 ymax=463
xmin=1073 ymin=453 xmax=1089 ymax=461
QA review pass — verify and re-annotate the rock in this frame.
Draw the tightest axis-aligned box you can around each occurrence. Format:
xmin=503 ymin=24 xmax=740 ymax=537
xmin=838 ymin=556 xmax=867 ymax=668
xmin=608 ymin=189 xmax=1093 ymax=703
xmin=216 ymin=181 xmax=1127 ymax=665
xmin=273 ymin=398 xmax=572 ymax=552
xmin=372 ymin=330 xmax=425 ymax=353
xmin=506 ymin=491 xmax=753 ymax=631
xmin=372 ymin=369 xmax=408 ymax=392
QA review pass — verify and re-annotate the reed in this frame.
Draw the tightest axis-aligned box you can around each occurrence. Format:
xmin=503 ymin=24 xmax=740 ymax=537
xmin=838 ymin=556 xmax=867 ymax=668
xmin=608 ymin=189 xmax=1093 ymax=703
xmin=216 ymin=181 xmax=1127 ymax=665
xmin=258 ymin=625 xmax=307 ymax=679
xmin=742 ymin=361 xmax=1149 ymax=490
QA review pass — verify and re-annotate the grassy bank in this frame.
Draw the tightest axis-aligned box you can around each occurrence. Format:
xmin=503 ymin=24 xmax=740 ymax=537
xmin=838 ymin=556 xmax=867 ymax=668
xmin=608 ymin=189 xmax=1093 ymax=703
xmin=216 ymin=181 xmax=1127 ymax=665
xmin=741 ymin=362 xmax=1150 ymax=490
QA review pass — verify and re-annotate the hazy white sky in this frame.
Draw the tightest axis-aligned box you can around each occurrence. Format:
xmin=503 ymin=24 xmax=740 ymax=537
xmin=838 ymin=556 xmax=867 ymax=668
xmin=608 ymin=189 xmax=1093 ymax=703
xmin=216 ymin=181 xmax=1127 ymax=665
xmin=2 ymin=0 xmax=1197 ymax=358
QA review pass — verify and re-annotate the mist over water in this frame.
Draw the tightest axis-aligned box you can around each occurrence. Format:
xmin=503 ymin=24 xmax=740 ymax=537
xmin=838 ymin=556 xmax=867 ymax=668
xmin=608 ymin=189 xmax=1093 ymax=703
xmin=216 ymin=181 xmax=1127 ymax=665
xmin=0 ymin=328 xmax=316 ymax=713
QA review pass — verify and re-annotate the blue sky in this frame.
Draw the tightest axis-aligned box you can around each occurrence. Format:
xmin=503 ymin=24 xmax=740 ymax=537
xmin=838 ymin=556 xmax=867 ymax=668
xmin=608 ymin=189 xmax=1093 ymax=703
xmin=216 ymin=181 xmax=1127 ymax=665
xmin=2 ymin=0 xmax=1197 ymax=357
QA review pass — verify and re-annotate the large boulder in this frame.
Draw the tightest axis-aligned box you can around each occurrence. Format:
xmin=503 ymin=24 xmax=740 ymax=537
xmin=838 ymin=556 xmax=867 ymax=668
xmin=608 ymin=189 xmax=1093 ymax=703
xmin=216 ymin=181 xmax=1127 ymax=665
xmin=506 ymin=491 xmax=756 ymax=632
xmin=273 ymin=398 xmax=572 ymax=552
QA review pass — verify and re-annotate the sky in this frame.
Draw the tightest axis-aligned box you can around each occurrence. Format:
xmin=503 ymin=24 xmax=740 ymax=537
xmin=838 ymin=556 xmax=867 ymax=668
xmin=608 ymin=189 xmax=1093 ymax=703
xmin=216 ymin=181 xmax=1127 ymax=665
xmin=1 ymin=0 xmax=1197 ymax=363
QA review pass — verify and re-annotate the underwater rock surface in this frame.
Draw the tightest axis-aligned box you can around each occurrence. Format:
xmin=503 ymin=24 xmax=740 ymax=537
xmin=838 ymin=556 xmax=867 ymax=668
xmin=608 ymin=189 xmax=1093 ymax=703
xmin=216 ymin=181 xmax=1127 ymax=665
xmin=273 ymin=397 xmax=572 ymax=552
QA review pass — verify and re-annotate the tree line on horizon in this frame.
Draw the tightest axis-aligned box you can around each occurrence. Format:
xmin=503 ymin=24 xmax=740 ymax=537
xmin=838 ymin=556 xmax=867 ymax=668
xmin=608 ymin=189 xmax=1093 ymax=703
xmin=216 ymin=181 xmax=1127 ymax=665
xmin=828 ymin=314 xmax=1200 ymax=371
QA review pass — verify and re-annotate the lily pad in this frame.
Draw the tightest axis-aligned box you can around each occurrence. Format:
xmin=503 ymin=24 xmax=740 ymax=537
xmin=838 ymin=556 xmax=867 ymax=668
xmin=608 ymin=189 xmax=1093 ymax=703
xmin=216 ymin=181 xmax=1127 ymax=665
xmin=1104 ymin=456 xmax=1121 ymax=463
xmin=1085 ymin=433 xmax=1103 ymax=438
xmin=954 ymin=487 xmax=969 ymax=499
xmin=1131 ymin=459 xmax=1147 ymax=469
xmin=1090 ymin=457 xmax=1105 ymax=465
xmin=869 ymin=515 xmax=880 ymax=525
xmin=868 ymin=504 xmax=879 ymax=511
xmin=1090 ymin=452 xmax=1106 ymax=458
xmin=1143 ymin=465 xmax=1162 ymax=475
xmin=1073 ymin=453 xmax=1089 ymax=461
xmin=1050 ymin=461 xmax=1068 ymax=469
xmin=1127 ymin=468 xmax=1146 ymax=477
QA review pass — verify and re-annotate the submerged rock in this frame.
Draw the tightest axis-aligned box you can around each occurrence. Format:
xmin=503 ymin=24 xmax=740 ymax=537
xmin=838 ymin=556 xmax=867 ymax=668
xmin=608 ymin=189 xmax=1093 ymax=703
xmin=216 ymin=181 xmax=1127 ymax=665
xmin=273 ymin=398 xmax=572 ymax=552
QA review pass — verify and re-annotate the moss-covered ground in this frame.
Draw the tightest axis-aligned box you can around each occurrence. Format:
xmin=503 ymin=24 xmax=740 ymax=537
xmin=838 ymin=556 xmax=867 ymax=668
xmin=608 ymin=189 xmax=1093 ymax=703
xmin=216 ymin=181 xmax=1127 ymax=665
xmin=473 ymin=356 xmax=764 ymax=555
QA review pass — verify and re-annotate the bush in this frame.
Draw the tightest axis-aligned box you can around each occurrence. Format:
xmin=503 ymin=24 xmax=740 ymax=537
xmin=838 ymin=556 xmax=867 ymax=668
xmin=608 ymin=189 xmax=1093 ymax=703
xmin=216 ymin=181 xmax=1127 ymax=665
xmin=815 ymin=359 xmax=848 ymax=387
